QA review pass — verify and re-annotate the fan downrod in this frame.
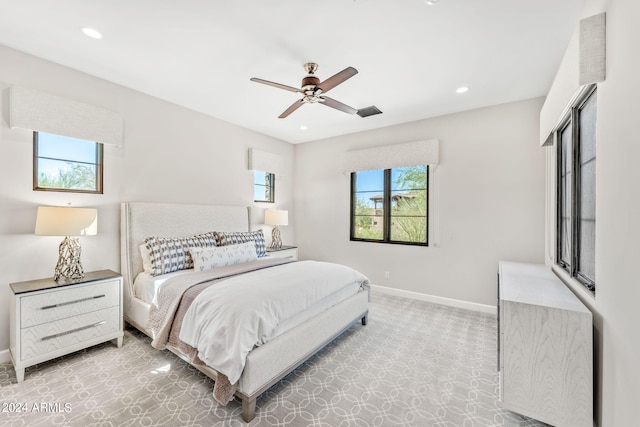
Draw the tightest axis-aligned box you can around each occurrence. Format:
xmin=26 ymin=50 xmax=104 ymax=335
xmin=301 ymin=63 xmax=320 ymax=91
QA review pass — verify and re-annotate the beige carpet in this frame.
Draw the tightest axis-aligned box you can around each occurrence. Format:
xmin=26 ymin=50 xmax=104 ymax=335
xmin=0 ymin=292 xmax=548 ymax=426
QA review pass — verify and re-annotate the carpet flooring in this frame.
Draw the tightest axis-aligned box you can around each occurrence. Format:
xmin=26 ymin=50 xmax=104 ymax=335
xmin=0 ymin=292 xmax=548 ymax=426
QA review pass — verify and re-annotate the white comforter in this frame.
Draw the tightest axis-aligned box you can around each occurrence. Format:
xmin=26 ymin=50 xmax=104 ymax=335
xmin=178 ymin=260 xmax=369 ymax=385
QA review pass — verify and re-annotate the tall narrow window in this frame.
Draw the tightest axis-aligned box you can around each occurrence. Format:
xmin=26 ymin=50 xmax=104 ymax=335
xmin=556 ymin=86 xmax=596 ymax=292
xmin=351 ymin=165 xmax=428 ymax=246
xmin=254 ymin=171 xmax=275 ymax=203
xmin=558 ymin=122 xmax=572 ymax=270
xmin=34 ymin=132 xmax=103 ymax=193
xmin=352 ymin=169 xmax=385 ymax=241
xmin=576 ymin=90 xmax=597 ymax=286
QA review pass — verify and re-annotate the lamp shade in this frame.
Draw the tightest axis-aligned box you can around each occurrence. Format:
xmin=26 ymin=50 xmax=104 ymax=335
xmin=35 ymin=206 xmax=98 ymax=236
xmin=264 ymin=210 xmax=288 ymax=226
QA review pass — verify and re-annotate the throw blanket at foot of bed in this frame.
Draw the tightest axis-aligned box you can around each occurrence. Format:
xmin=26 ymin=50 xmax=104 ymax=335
xmin=147 ymin=258 xmax=293 ymax=403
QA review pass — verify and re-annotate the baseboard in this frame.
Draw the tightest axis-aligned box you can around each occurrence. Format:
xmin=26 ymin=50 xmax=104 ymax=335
xmin=370 ymin=284 xmax=496 ymax=315
xmin=0 ymin=349 xmax=11 ymax=364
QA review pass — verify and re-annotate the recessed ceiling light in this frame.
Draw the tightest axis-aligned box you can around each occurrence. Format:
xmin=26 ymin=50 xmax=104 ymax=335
xmin=456 ymin=86 xmax=469 ymax=94
xmin=82 ymin=27 xmax=102 ymax=39
xmin=425 ymin=0 xmax=439 ymax=5
xmin=299 ymin=125 xmax=308 ymax=131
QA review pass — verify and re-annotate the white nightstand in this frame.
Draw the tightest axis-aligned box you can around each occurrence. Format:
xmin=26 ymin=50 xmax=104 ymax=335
xmin=9 ymin=270 xmax=124 ymax=382
xmin=266 ymin=245 xmax=298 ymax=260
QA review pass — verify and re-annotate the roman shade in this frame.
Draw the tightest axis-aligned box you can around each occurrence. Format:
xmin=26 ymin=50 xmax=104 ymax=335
xmin=579 ymin=13 xmax=606 ymax=86
xmin=9 ymin=85 xmax=124 ymax=147
xmin=342 ymin=139 xmax=439 ymax=173
xmin=539 ymin=12 xmax=606 ymax=146
xmin=248 ymin=148 xmax=283 ymax=175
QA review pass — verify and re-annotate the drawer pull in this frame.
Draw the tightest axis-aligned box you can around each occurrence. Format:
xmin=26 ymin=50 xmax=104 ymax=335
xmin=41 ymin=321 xmax=106 ymax=341
xmin=40 ymin=294 xmax=106 ymax=310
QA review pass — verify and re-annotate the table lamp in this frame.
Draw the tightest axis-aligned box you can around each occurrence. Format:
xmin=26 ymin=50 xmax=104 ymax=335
xmin=35 ymin=206 xmax=98 ymax=282
xmin=264 ymin=210 xmax=288 ymax=249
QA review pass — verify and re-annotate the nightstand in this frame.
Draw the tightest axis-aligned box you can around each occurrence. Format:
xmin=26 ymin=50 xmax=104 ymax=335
xmin=9 ymin=270 xmax=124 ymax=382
xmin=266 ymin=245 xmax=298 ymax=260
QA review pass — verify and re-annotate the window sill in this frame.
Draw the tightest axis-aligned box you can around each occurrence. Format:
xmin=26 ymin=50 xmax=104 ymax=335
xmin=551 ymin=264 xmax=596 ymax=301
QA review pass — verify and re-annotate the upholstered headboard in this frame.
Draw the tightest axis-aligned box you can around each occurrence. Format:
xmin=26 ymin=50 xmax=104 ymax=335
xmin=120 ymin=202 xmax=249 ymax=315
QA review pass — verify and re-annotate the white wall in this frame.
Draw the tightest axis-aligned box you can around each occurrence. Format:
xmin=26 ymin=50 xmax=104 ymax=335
xmin=541 ymin=0 xmax=640 ymax=425
xmin=0 ymin=45 xmax=294 ymax=352
xmin=294 ymin=98 xmax=546 ymax=307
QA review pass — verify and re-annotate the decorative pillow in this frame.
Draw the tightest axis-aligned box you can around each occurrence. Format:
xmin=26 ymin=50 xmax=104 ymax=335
xmin=189 ymin=241 xmax=258 ymax=271
xmin=144 ymin=232 xmax=217 ymax=276
xmin=213 ymin=230 xmax=266 ymax=257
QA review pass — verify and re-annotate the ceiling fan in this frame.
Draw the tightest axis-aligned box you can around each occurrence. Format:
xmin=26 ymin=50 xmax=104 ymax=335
xmin=250 ymin=63 xmax=360 ymax=118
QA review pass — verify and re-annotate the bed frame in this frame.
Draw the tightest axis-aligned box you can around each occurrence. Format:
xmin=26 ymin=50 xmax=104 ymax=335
xmin=120 ymin=202 xmax=369 ymax=422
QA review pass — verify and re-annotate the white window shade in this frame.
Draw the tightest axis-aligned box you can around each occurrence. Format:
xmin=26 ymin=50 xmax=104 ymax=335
xmin=342 ymin=139 xmax=439 ymax=173
xmin=539 ymin=12 xmax=605 ymax=146
xmin=9 ymin=85 xmax=124 ymax=147
xmin=579 ymin=13 xmax=606 ymax=86
xmin=248 ymin=148 xmax=283 ymax=175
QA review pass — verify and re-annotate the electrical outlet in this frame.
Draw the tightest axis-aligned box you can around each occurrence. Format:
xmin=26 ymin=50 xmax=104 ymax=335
xmin=384 ymin=271 xmax=390 ymax=279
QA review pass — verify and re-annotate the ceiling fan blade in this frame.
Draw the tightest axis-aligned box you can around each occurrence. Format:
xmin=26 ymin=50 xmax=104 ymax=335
xmin=278 ymin=99 xmax=305 ymax=118
xmin=250 ymin=77 xmax=301 ymax=93
xmin=316 ymin=67 xmax=358 ymax=93
xmin=319 ymin=96 xmax=358 ymax=115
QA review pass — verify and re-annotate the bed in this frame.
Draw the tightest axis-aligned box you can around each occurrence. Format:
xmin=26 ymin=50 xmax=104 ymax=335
xmin=120 ymin=202 xmax=369 ymax=422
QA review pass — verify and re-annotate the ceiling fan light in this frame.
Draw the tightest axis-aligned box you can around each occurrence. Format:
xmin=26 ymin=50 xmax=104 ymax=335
xmin=303 ymin=94 xmax=319 ymax=103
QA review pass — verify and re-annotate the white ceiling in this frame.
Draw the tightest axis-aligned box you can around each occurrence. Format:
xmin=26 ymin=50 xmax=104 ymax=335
xmin=0 ymin=0 xmax=584 ymax=144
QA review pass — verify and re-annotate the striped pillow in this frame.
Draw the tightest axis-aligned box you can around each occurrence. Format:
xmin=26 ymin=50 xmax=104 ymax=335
xmin=213 ymin=230 xmax=266 ymax=257
xmin=143 ymin=232 xmax=217 ymax=276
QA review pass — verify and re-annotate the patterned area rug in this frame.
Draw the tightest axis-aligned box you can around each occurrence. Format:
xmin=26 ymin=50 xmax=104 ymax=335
xmin=0 ymin=292 xmax=548 ymax=426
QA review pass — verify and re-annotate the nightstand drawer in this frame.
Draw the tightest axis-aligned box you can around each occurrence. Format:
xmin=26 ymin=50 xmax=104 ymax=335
xmin=20 ymin=306 xmax=120 ymax=360
xmin=266 ymin=246 xmax=298 ymax=260
xmin=20 ymin=280 xmax=120 ymax=328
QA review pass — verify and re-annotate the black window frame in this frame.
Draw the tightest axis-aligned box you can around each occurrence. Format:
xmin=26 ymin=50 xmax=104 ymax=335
xmin=33 ymin=131 xmax=104 ymax=194
xmin=254 ymin=171 xmax=275 ymax=203
xmin=350 ymin=166 xmax=429 ymax=246
xmin=555 ymin=85 xmax=596 ymax=293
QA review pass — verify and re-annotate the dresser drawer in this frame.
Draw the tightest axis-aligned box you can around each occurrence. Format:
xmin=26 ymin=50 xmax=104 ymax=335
xmin=20 ymin=280 xmax=120 ymax=328
xmin=20 ymin=306 xmax=120 ymax=361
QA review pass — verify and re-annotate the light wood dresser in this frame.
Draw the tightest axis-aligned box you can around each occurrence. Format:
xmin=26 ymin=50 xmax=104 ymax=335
xmin=9 ymin=270 xmax=124 ymax=382
xmin=498 ymin=261 xmax=593 ymax=427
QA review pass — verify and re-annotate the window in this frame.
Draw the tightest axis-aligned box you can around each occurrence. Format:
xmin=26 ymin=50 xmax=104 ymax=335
xmin=254 ymin=171 xmax=275 ymax=203
xmin=351 ymin=165 xmax=428 ymax=245
xmin=556 ymin=86 xmax=596 ymax=292
xmin=34 ymin=132 xmax=103 ymax=193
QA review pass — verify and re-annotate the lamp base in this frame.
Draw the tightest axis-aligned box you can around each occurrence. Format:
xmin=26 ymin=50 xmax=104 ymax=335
xmin=270 ymin=226 xmax=283 ymax=249
xmin=53 ymin=236 xmax=85 ymax=282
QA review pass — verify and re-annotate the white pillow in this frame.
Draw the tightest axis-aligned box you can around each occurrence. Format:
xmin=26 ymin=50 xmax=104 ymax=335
xmin=189 ymin=241 xmax=258 ymax=271
xmin=139 ymin=244 xmax=153 ymax=274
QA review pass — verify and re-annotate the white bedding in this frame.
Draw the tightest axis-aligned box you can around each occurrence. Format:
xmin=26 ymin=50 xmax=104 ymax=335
xmin=134 ymin=270 xmax=191 ymax=304
xmin=178 ymin=260 xmax=369 ymax=385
